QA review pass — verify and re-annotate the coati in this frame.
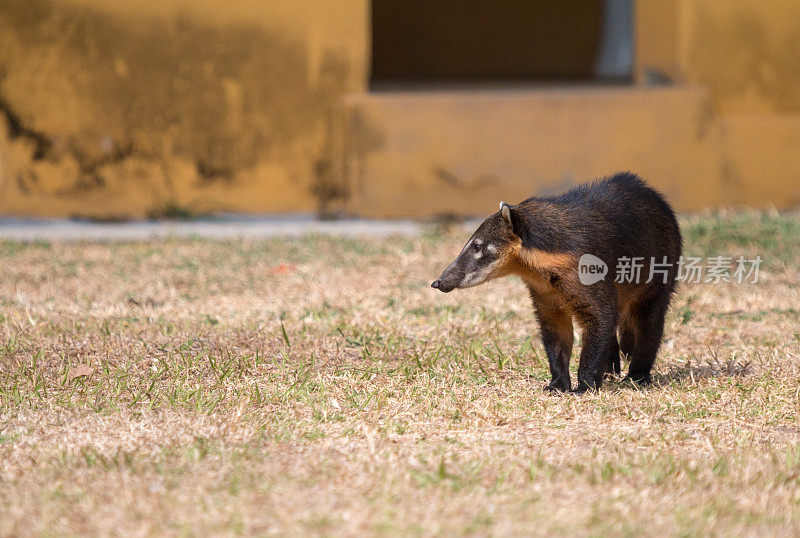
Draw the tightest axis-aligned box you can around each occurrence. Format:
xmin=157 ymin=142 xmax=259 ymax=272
xmin=431 ymin=172 xmax=681 ymax=392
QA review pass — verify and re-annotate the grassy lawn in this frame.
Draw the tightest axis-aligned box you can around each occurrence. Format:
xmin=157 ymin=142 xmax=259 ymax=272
xmin=1 ymin=211 xmax=799 ymax=536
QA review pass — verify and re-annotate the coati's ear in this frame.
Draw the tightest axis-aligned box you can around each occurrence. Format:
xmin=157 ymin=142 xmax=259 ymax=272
xmin=499 ymin=201 xmax=525 ymax=238
xmin=500 ymin=201 xmax=512 ymax=225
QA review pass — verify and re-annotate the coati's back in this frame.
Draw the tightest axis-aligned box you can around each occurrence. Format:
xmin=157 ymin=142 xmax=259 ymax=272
xmin=515 ymin=172 xmax=682 ymax=274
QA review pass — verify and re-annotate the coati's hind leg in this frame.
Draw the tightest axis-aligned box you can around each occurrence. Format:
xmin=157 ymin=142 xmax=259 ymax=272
xmin=528 ymin=286 xmax=574 ymax=392
xmin=607 ymin=332 xmax=621 ymax=377
xmin=616 ymin=321 xmax=634 ymax=379
xmin=619 ymin=320 xmax=635 ymax=362
xmin=622 ymin=291 xmax=672 ymax=385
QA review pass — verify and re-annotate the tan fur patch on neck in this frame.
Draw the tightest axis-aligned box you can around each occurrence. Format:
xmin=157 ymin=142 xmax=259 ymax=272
xmin=501 ymin=239 xmax=576 ymax=278
xmin=485 ymin=239 xmax=576 ymax=286
xmin=514 ymin=244 xmax=575 ymax=272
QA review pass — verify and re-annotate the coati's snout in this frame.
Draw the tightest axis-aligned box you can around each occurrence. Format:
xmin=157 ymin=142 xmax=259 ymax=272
xmin=431 ymin=202 xmax=518 ymax=293
xmin=430 ymin=263 xmax=462 ymax=293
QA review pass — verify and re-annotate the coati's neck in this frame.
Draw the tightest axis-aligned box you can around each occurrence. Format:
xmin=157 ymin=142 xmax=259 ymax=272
xmin=506 ymin=239 xmax=575 ymax=281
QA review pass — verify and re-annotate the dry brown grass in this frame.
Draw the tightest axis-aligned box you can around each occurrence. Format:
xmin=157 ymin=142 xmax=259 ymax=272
xmin=1 ymin=211 xmax=800 ymax=536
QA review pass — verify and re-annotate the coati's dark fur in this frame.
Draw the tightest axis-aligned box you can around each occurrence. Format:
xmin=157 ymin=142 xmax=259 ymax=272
xmin=431 ymin=172 xmax=682 ymax=392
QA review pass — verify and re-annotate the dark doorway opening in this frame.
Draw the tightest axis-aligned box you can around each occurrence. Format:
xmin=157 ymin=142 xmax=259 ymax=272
xmin=370 ymin=0 xmax=633 ymax=88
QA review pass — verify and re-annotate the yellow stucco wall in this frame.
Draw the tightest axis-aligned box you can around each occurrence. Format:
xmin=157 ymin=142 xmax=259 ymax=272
xmin=341 ymin=1 xmax=800 ymax=217
xmin=1 ymin=0 xmax=799 ymax=218
xmin=0 ymin=0 xmax=368 ymax=218
xmin=638 ymin=0 xmax=800 ymax=114
xmin=637 ymin=0 xmax=800 ymax=209
xmin=342 ymin=87 xmax=722 ymax=217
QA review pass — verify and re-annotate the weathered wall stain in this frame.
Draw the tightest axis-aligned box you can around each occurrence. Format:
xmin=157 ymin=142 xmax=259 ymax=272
xmin=0 ymin=0 xmax=353 ymax=217
xmin=432 ymin=167 xmax=498 ymax=192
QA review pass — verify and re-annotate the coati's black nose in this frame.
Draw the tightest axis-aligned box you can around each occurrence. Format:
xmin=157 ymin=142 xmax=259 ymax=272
xmin=431 ymin=279 xmax=441 ymax=289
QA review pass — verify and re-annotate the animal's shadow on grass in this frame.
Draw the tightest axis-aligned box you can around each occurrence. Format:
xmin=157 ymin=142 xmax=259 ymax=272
xmin=609 ymin=355 xmax=751 ymax=390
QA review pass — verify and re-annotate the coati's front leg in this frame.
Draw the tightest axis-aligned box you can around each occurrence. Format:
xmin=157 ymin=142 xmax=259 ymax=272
xmin=529 ymin=286 xmax=574 ymax=392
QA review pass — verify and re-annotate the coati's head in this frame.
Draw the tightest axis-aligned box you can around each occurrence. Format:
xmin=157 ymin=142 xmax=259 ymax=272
xmin=431 ymin=202 xmax=523 ymax=293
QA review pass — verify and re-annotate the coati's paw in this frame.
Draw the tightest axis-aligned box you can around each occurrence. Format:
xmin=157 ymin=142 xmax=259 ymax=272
xmin=574 ymin=377 xmax=602 ymax=393
xmin=543 ymin=381 xmax=570 ymax=393
xmin=624 ymin=373 xmax=652 ymax=386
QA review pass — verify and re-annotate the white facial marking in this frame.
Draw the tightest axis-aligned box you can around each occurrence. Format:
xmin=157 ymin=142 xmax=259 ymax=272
xmin=487 ymin=243 xmax=497 ymax=254
xmin=459 ymin=260 xmax=499 ymax=288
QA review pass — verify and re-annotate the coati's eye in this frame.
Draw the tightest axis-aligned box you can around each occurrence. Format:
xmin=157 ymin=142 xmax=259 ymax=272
xmin=472 ymin=243 xmax=481 ymax=253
